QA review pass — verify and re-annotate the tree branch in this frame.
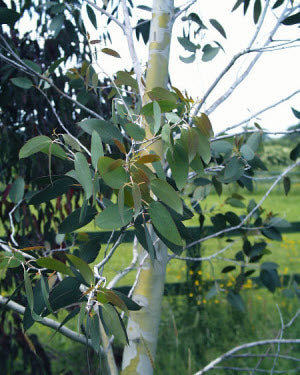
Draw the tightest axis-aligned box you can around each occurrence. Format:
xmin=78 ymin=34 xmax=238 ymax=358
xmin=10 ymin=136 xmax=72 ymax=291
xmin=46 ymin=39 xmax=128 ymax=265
xmin=173 ymin=0 xmax=197 ymax=21
xmin=194 ymin=339 xmax=300 ymax=375
xmin=84 ymin=0 xmax=125 ymax=31
xmin=0 ymin=295 xmax=94 ymax=350
xmin=214 ymin=89 xmax=300 ymax=137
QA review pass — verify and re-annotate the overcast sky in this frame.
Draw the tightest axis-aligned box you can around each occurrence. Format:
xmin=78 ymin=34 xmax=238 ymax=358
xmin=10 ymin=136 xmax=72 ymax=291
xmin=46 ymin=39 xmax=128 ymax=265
xmin=86 ymin=0 xmax=300 ymax=135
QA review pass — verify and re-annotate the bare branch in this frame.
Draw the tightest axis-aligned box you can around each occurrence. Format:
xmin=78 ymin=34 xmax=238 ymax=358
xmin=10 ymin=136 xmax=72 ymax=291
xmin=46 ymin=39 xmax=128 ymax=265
xmin=9 ymin=200 xmax=22 ymax=246
xmin=185 ymin=160 xmax=300 ymax=249
xmin=84 ymin=0 xmax=125 ymax=31
xmin=173 ymin=0 xmax=197 ymax=20
xmin=0 ymin=295 xmax=94 ymax=350
xmin=194 ymin=339 xmax=300 ymax=375
xmin=212 ymin=127 xmax=300 ymax=142
xmin=214 ymin=89 xmax=300 ymax=137
xmin=121 ymin=0 xmax=144 ymax=96
xmin=37 ymin=88 xmax=91 ymax=156
xmin=107 ymin=237 xmax=139 ymax=289
xmin=205 ymin=4 xmax=293 ymax=115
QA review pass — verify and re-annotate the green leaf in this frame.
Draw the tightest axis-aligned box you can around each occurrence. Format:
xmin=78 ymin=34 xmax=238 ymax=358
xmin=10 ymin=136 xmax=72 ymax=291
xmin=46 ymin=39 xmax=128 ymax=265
xmin=151 ymin=179 xmax=183 ymax=215
xmin=11 ymin=77 xmax=33 ymax=89
xmin=52 ymin=307 xmax=80 ymax=340
xmin=67 ymin=254 xmax=94 ymax=285
xmin=202 ymin=44 xmax=220 ymax=62
xmin=95 ymin=204 xmax=133 ymax=230
xmin=193 ymin=113 xmax=214 ymax=137
xmin=177 ymin=37 xmax=198 ymax=53
xmin=272 ymin=0 xmax=284 ymax=9
xmin=241 ymin=144 xmax=255 ymax=160
xmin=141 ymin=101 xmax=177 ymax=116
xmin=98 ymin=156 xmax=128 ymax=189
xmin=112 ymin=290 xmax=142 ymax=311
xmin=247 ymin=132 xmax=261 ymax=152
xmin=132 ymin=183 xmax=142 ymax=218
xmin=227 ymin=291 xmax=245 ymax=311
xmin=74 ymin=153 xmax=93 ymax=199
xmin=253 ymin=0 xmax=261 ymax=24
xmin=225 ymin=211 xmax=241 ymax=225
xmin=179 ymin=54 xmax=196 ymax=64
xmin=148 ymin=202 xmax=182 ymax=246
xmin=40 ymin=276 xmax=53 ymax=314
xmin=260 ymin=269 xmax=280 ymax=293
xmin=269 ymin=217 xmax=291 ymax=228
xmin=209 ymin=19 xmax=226 ymax=38
xmin=48 ymin=57 xmax=66 ymax=74
xmin=91 ymin=131 xmax=104 ymax=170
xmin=0 ymin=7 xmax=21 ymax=24
xmin=161 ymin=123 xmax=171 ymax=147
xmin=115 ymin=71 xmax=138 ymax=90
xmin=86 ymin=4 xmax=97 ymax=29
xmin=261 ymin=262 xmax=279 ymax=270
xmin=223 ymin=157 xmax=244 ymax=183
xmin=166 ymin=144 xmax=189 ymax=190
xmin=9 ymin=177 xmax=25 ymax=203
xmin=99 ymin=289 xmax=128 ymax=312
xmin=78 ymin=118 xmax=122 ymax=144
xmin=78 ymin=238 xmax=101 ymax=264
xmin=153 ymin=101 xmax=161 ymax=134
xmin=211 ymin=141 xmax=233 ymax=156
xmin=50 ymin=14 xmax=64 ymax=38
xmin=226 ymin=198 xmax=245 ymax=208
xmin=261 ymin=227 xmax=282 ymax=241
xmin=23 ymin=59 xmax=42 ymax=74
xmin=24 ymin=271 xmax=38 ymax=320
xmin=62 ymin=134 xmax=81 ymax=151
xmin=36 ymin=257 xmax=74 ymax=276
xmin=197 ymin=131 xmax=211 ymax=164
xmin=222 ymin=266 xmax=236 ymax=273
xmin=58 ymin=205 xmax=97 ymax=233
xmin=291 ymin=107 xmax=300 ymax=119
xmin=19 ymin=136 xmax=51 ymax=159
xmin=42 ymin=143 xmax=67 ymax=160
xmin=29 ymin=177 xmax=76 ymax=205
xmin=281 ymin=12 xmax=300 ymax=25
xmin=290 ymin=143 xmax=300 ymax=161
xmin=124 ymin=123 xmax=145 ymax=141
xmin=283 ymin=176 xmax=291 ymax=196
xmin=147 ymin=87 xmax=177 ymax=103
xmin=101 ymin=304 xmax=128 ymax=345
xmin=89 ymin=313 xmax=101 ymax=353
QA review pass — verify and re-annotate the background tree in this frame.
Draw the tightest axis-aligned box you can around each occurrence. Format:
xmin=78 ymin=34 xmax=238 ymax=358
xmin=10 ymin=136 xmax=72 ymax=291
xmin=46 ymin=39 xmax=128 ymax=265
xmin=0 ymin=0 xmax=300 ymax=374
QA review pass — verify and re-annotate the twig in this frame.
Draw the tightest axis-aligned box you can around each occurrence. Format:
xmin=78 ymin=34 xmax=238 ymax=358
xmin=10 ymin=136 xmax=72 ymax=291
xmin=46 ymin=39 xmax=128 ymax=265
xmin=271 ymin=305 xmax=285 ymax=375
xmin=0 ymin=295 xmax=95 ymax=350
xmin=121 ymin=0 xmax=144 ymax=97
xmin=194 ymin=339 xmax=300 ymax=375
xmin=173 ymin=0 xmax=197 ymax=20
xmin=185 ymin=160 xmax=300 ymax=249
xmin=205 ymin=3 xmax=293 ymax=116
xmin=214 ymin=90 xmax=300 ymax=137
xmin=107 ymin=236 xmax=139 ymax=289
xmin=127 ymin=252 xmax=149 ymax=299
xmin=84 ymin=0 xmax=125 ymax=31
xmin=37 ymin=88 xmax=91 ymax=156
xmin=9 ymin=200 xmax=22 ymax=246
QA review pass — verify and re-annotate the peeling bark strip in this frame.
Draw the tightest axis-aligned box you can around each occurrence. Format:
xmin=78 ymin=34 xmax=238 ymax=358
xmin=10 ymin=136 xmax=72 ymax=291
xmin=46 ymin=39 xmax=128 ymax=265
xmin=121 ymin=1 xmax=174 ymax=374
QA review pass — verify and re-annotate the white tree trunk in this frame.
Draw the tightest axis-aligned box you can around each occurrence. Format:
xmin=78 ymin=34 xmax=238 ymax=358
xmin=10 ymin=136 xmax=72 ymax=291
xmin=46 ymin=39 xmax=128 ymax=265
xmin=121 ymin=1 xmax=174 ymax=374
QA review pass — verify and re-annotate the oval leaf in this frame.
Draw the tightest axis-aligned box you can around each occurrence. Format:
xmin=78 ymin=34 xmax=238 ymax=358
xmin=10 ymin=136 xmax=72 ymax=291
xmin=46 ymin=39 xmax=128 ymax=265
xmin=36 ymin=257 xmax=74 ymax=276
xmin=95 ymin=204 xmax=133 ymax=230
xmin=151 ymin=179 xmax=183 ymax=215
xmin=67 ymin=254 xmax=94 ymax=285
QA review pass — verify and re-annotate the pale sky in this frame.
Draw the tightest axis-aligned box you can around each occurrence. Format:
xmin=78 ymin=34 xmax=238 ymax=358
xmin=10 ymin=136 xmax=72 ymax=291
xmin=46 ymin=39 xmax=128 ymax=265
xmin=86 ymin=0 xmax=300 ymax=135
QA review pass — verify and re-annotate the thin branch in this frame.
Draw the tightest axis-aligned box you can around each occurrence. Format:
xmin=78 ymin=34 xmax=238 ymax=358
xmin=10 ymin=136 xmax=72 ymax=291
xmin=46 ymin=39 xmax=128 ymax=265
xmin=94 ymin=232 xmax=125 ymax=277
xmin=9 ymin=200 xmax=22 ymax=246
xmin=194 ymin=339 xmax=300 ymax=375
xmin=0 ymin=295 xmax=94 ymax=350
xmin=0 ymin=239 xmax=36 ymax=261
xmin=205 ymin=4 xmax=292 ymax=116
xmin=214 ymin=90 xmax=300 ymax=137
xmin=170 ymin=240 xmax=239 ymax=262
xmin=185 ymin=160 xmax=300 ymax=249
xmin=271 ymin=305 xmax=285 ymax=375
xmin=212 ymin=127 xmax=300 ymax=142
xmin=121 ymin=0 xmax=144 ymax=96
xmin=213 ymin=365 xmax=300 ymax=374
xmin=248 ymin=0 xmax=271 ymax=50
xmin=173 ymin=0 xmax=197 ymax=21
xmin=230 ymin=353 xmax=300 ymax=362
xmin=127 ymin=252 xmax=148 ymax=299
xmin=84 ymin=0 xmax=125 ymax=31
xmin=107 ymin=236 xmax=138 ymax=289
xmin=37 ymin=88 xmax=91 ymax=156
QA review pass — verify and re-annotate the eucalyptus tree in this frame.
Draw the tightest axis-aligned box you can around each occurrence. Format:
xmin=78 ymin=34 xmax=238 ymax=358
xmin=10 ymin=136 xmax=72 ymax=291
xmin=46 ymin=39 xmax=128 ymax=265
xmin=0 ymin=0 xmax=300 ymax=374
